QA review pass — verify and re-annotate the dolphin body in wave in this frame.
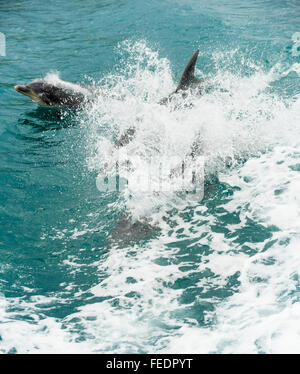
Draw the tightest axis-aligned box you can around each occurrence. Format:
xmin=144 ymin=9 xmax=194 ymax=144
xmin=14 ymin=51 xmax=205 ymax=245
xmin=14 ymin=50 xmax=203 ymax=110
xmin=14 ymin=50 xmax=204 ymax=151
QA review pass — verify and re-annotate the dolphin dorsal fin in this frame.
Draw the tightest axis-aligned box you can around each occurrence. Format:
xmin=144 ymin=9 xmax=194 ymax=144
xmin=175 ymin=50 xmax=200 ymax=92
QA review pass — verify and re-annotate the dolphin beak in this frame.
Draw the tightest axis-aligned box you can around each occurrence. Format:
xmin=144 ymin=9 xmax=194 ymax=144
xmin=14 ymin=85 xmax=30 ymax=94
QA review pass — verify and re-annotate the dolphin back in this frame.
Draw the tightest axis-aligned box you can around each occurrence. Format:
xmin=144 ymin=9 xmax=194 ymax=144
xmin=159 ymin=49 xmax=204 ymax=105
xmin=175 ymin=49 xmax=201 ymax=92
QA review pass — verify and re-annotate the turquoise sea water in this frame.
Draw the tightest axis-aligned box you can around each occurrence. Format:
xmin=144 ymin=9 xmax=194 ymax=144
xmin=0 ymin=0 xmax=300 ymax=353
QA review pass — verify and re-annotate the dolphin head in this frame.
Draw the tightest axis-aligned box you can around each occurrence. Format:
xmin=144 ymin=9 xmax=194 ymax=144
xmin=14 ymin=80 xmax=85 ymax=108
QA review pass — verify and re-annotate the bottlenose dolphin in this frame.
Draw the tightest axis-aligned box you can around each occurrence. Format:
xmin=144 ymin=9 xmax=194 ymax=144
xmin=15 ymin=50 xmax=204 ymax=150
xmin=14 ymin=80 xmax=94 ymax=108
xmin=14 ymin=50 xmax=203 ymax=110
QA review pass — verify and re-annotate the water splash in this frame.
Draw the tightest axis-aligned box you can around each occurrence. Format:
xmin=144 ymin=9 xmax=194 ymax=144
xmin=84 ymin=41 xmax=294 ymax=220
